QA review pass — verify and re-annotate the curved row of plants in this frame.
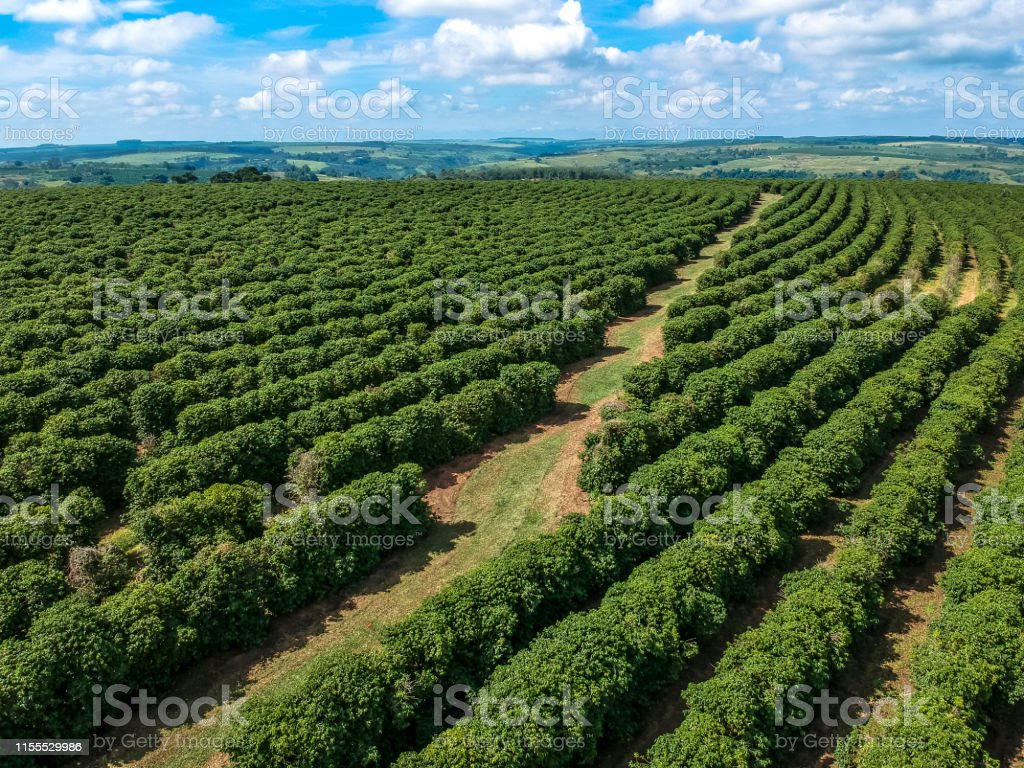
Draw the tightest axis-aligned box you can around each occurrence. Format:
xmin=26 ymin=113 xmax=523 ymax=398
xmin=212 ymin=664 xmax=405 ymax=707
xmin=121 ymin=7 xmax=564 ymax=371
xmin=729 ymin=179 xmax=823 ymax=247
xmin=628 ymin=183 xmax=951 ymax=408
xmin=836 ymin=385 xmax=1024 ymax=767
xmin=663 ymin=182 xmax=868 ymax=326
xmin=225 ymin=300 xmax=950 ymax=768
xmin=641 ymin=299 xmax=1024 ymax=768
xmin=630 ymin=185 xmax=891 ymax=403
xmin=580 ymin=189 xmax=913 ymax=490
xmin=578 ymin=286 xmax=905 ymax=493
xmin=393 ymin=293 xmax=998 ymax=768
xmin=726 ymin=181 xmax=823 ymax=251
xmin=699 ymin=182 xmax=841 ymax=285
xmin=0 ymin=463 xmax=428 ymax=738
xmin=665 ymin=183 xmax=879 ymax=349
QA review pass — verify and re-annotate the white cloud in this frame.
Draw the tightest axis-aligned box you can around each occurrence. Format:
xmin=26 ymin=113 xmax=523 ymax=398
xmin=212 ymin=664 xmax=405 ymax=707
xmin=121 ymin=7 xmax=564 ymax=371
xmin=779 ymin=0 xmax=1024 ymax=63
xmin=237 ymin=88 xmax=275 ymax=112
xmin=255 ymin=39 xmax=357 ymax=79
xmin=267 ymin=24 xmax=317 ymax=41
xmin=111 ymin=56 xmax=170 ymax=76
xmin=379 ymin=0 xmax=562 ymax=23
xmin=832 ymin=85 xmax=928 ymax=112
xmin=393 ymin=0 xmax=593 ymax=83
xmin=68 ymin=11 xmax=220 ymax=53
xmin=15 ymin=0 xmax=108 ymax=23
xmin=595 ymin=46 xmax=632 ymax=67
xmin=636 ymin=0 xmax=831 ymax=26
xmin=260 ymin=49 xmax=320 ymax=77
xmin=115 ymin=0 xmax=162 ymax=11
xmin=646 ymin=32 xmax=783 ymax=75
xmin=67 ymin=77 xmax=200 ymax=123
xmin=2 ymin=0 xmax=161 ymax=23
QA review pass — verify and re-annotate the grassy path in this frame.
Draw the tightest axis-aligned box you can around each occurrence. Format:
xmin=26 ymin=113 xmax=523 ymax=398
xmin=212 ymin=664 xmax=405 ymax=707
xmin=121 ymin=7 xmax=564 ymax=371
xmin=80 ymin=195 xmax=778 ymax=768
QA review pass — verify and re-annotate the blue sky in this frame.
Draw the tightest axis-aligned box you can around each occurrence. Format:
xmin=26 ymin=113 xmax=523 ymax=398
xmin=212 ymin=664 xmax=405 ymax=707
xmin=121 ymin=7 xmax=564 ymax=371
xmin=0 ymin=0 xmax=1022 ymax=144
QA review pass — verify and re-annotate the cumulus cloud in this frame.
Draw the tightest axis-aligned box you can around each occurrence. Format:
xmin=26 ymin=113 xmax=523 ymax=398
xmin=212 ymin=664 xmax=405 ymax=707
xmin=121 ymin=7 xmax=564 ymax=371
xmin=111 ymin=56 xmax=170 ymax=76
xmin=115 ymin=78 xmax=196 ymax=117
xmin=832 ymin=84 xmax=930 ymax=112
xmin=379 ymin=0 xmax=562 ymax=23
xmin=15 ymin=0 xmax=108 ymax=23
xmin=256 ymin=40 xmax=356 ymax=78
xmin=645 ymin=32 xmax=783 ymax=75
xmin=61 ymin=11 xmax=220 ymax=53
xmin=779 ymin=0 xmax=1024 ymax=64
xmin=2 ymin=0 xmax=161 ymax=23
xmin=392 ymin=0 xmax=593 ymax=84
xmin=635 ymin=0 xmax=832 ymax=26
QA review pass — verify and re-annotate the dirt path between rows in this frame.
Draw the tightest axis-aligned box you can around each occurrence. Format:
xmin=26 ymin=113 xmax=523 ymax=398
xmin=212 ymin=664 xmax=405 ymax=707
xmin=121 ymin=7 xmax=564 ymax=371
xmin=956 ymin=247 xmax=980 ymax=306
xmin=599 ymin=382 xmax=1024 ymax=768
xmin=83 ymin=196 xmax=777 ymax=768
xmin=779 ymin=383 xmax=1024 ymax=768
xmin=593 ymin=406 xmax=925 ymax=768
xmin=428 ymin=192 xmax=780 ymax=524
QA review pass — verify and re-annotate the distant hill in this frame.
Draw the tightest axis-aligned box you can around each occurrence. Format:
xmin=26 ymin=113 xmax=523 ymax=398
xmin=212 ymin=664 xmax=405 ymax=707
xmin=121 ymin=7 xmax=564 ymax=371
xmin=1 ymin=136 xmax=1021 ymax=187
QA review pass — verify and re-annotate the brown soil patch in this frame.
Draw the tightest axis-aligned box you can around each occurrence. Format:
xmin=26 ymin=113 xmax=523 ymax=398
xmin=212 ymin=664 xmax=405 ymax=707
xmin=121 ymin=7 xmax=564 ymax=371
xmin=782 ymin=384 xmax=1024 ymax=768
